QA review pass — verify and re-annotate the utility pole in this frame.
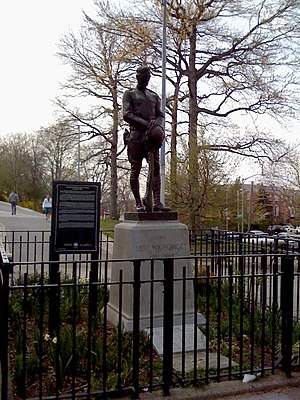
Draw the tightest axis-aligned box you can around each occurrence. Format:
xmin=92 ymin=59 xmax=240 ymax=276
xmin=160 ymin=0 xmax=167 ymax=204
xmin=247 ymin=181 xmax=254 ymax=231
xmin=241 ymin=173 xmax=263 ymax=232
xmin=77 ymin=125 xmax=81 ymax=181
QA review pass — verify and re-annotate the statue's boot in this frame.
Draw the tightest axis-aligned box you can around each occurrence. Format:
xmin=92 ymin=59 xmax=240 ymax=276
xmin=136 ymin=204 xmax=145 ymax=212
xmin=153 ymin=176 xmax=171 ymax=212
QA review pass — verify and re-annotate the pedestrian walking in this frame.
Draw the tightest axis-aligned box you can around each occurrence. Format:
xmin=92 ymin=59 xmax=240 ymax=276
xmin=42 ymin=195 xmax=52 ymax=221
xmin=8 ymin=190 xmax=19 ymax=215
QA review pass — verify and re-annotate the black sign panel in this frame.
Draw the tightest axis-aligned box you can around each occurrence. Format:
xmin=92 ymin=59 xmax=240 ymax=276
xmin=51 ymin=181 xmax=101 ymax=253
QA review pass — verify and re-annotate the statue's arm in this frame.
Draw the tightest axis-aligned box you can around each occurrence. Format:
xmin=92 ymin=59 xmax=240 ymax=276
xmin=123 ymin=91 xmax=149 ymax=130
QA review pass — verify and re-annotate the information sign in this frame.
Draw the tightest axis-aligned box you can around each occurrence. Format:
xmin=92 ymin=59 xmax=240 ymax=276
xmin=51 ymin=181 xmax=101 ymax=253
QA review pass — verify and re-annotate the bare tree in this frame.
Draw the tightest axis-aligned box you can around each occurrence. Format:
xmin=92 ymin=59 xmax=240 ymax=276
xmin=24 ymin=134 xmax=48 ymax=209
xmin=37 ymin=121 xmax=77 ymax=186
xmin=0 ymin=133 xmax=32 ymax=200
xmin=51 ymin=0 xmax=300 ymax=226
xmin=56 ymin=12 xmax=136 ymax=219
xmin=98 ymin=0 xmax=300 ymax=216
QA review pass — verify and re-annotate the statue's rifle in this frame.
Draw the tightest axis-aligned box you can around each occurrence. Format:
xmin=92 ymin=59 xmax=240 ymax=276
xmin=143 ymin=129 xmax=154 ymax=212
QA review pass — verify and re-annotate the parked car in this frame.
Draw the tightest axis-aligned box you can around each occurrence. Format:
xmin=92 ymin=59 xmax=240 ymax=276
xmin=247 ymin=230 xmax=268 ymax=237
xmin=276 ymin=231 xmax=300 ymax=239
xmin=272 ymin=232 xmax=300 ymax=252
xmin=277 ymin=232 xmax=288 ymax=238
xmin=267 ymin=224 xmax=286 ymax=235
xmin=286 ymin=226 xmax=300 ymax=234
xmin=221 ymin=231 xmax=240 ymax=240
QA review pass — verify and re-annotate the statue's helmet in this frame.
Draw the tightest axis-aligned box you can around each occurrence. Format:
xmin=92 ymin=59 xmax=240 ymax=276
xmin=148 ymin=124 xmax=164 ymax=148
xmin=136 ymin=65 xmax=151 ymax=77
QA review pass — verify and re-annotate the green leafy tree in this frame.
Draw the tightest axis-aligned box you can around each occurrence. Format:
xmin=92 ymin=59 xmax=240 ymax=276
xmin=168 ymin=136 xmax=236 ymax=229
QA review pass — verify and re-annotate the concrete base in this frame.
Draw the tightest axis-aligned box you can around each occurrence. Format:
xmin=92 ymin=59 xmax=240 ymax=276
xmin=172 ymin=350 xmax=238 ymax=372
xmin=145 ymin=324 xmax=206 ymax=356
xmin=107 ymin=217 xmax=205 ymax=333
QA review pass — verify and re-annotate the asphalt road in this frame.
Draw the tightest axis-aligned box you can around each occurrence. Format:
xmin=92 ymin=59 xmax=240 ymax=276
xmin=0 ymin=200 xmax=50 ymax=232
xmin=0 ymin=201 xmax=52 ymax=274
xmin=0 ymin=201 xmax=110 ymax=279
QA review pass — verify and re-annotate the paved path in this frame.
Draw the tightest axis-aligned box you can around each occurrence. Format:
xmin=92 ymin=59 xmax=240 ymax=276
xmin=0 ymin=201 xmax=51 ymax=272
xmin=0 ymin=201 xmax=112 ymax=279
xmin=0 ymin=200 xmax=50 ymax=232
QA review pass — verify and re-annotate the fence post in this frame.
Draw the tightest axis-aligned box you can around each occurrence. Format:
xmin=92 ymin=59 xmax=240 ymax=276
xmin=281 ymin=255 xmax=294 ymax=377
xmin=132 ymin=260 xmax=141 ymax=399
xmin=90 ymin=252 xmax=99 ymax=316
xmin=0 ymin=249 xmax=10 ymax=400
xmin=238 ymin=234 xmax=244 ymax=271
xmin=163 ymin=258 xmax=174 ymax=396
xmin=48 ymin=250 xmax=60 ymax=337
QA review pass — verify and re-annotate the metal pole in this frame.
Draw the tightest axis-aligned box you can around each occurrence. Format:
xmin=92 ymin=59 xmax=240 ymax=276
xmin=237 ymin=190 xmax=240 ymax=232
xmin=77 ymin=125 xmax=81 ymax=181
xmin=247 ymin=181 xmax=254 ymax=231
xmin=241 ymin=173 xmax=263 ymax=232
xmin=241 ymin=180 xmax=244 ymax=233
xmin=225 ymin=186 xmax=229 ymax=231
xmin=160 ymin=0 xmax=167 ymax=204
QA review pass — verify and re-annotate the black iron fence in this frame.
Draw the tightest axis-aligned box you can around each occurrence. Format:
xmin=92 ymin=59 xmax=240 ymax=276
xmin=189 ymin=229 xmax=300 ymax=256
xmin=1 ymin=229 xmax=299 ymax=274
xmin=0 ymin=230 xmax=113 ymax=280
xmin=1 ymin=231 xmax=300 ymax=399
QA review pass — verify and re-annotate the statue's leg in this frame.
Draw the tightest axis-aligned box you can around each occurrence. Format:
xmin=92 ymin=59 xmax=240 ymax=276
xmin=128 ymin=142 xmax=144 ymax=212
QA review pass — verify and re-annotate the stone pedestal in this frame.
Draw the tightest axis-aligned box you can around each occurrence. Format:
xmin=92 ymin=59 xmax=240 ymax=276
xmin=107 ymin=213 xmax=205 ymax=335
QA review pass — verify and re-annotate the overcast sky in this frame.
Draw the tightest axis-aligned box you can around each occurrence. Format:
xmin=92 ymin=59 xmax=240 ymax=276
xmin=0 ymin=0 xmax=99 ymax=136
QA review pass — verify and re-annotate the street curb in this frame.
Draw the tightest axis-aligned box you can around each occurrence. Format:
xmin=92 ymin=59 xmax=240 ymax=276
xmin=137 ymin=371 xmax=300 ymax=400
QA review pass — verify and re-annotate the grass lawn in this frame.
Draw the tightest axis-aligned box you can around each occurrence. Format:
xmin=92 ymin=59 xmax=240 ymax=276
xmin=100 ymin=218 xmax=120 ymax=236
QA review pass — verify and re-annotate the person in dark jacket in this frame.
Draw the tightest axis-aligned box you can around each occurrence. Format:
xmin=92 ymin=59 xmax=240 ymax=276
xmin=123 ymin=65 xmax=171 ymax=212
xmin=8 ymin=191 xmax=19 ymax=215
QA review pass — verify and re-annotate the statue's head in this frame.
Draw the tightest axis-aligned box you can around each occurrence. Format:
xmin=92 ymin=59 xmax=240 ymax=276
xmin=136 ymin=65 xmax=151 ymax=89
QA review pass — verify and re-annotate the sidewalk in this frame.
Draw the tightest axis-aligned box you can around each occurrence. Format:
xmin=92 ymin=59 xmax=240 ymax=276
xmin=136 ymin=370 xmax=300 ymax=400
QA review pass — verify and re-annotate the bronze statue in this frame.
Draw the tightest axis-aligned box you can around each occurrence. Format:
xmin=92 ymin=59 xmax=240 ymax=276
xmin=123 ymin=65 xmax=171 ymax=212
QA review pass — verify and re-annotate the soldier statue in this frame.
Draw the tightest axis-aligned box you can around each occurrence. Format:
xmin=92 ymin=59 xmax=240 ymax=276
xmin=123 ymin=65 xmax=171 ymax=212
